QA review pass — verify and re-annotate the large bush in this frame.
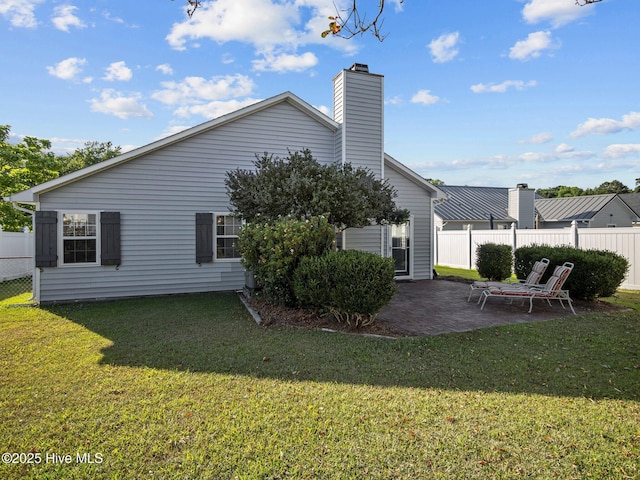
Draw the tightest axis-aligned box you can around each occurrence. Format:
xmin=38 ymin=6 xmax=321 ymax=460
xmin=476 ymin=243 xmax=512 ymax=281
xmin=238 ymin=216 xmax=335 ymax=305
xmin=293 ymin=250 xmax=396 ymax=327
xmin=515 ymin=245 xmax=629 ymax=299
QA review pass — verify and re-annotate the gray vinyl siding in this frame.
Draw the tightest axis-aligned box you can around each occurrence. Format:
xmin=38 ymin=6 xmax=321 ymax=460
xmin=385 ymin=164 xmax=434 ymax=280
xmin=36 ymin=102 xmax=337 ymax=302
xmin=344 ymin=225 xmax=382 ymax=255
xmin=334 ymin=70 xmax=384 ymax=178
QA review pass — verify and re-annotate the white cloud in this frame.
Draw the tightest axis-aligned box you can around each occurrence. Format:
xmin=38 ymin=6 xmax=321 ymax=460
xmin=470 ymin=80 xmax=537 ymax=93
xmin=156 ymin=64 xmax=174 ymax=75
xmin=314 ymin=104 xmax=330 ymax=117
xmin=411 ymin=89 xmax=441 ymax=106
xmin=385 ymin=96 xmax=403 ymax=106
xmin=252 ymin=51 xmax=318 ymax=73
xmin=523 ymin=132 xmax=553 ymax=144
xmin=165 ymin=0 xmax=356 ymax=55
xmin=0 ymin=0 xmax=43 ymax=28
xmin=555 ymin=143 xmax=574 ymax=153
xmin=46 ymin=57 xmax=87 ymax=80
xmin=174 ymin=98 xmax=263 ymax=119
xmin=603 ymin=144 xmax=640 ymax=159
xmin=103 ymin=61 xmax=133 ymax=82
xmin=89 ymin=89 xmax=153 ymax=119
xmin=509 ymin=31 xmax=557 ymax=61
xmin=390 ymin=0 xmax=404 ymax=13
xmin=167 ymin=0 xmax=304 ymax=50
xmin=428 ymin=32 xmax=460 ymax=63
xmin=522 ymin=0 xmax=595 ymax=28
xmin=52 ymin=4 xmax=86 ymax=32
xmin=570 ymin=112 xmax=640 ymax=137
xmin=152 ymin=74 xmax=255 ymax=107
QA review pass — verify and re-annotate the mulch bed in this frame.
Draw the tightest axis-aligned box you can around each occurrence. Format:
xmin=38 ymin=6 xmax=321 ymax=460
xmin=245 ymin=295 xmax=407 ymax=337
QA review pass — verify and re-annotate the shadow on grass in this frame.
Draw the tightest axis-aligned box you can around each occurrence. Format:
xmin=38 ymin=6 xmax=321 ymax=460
xmin=46 ymin=292 xmax=640 ymax=401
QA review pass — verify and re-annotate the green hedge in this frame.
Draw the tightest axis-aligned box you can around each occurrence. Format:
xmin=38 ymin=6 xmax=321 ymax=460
xmin=514 ymin=245 xmax=629 ymax=300
xmin=293 ymin=250 xmax=396 ymax=327
xmin=238 ymin=216 xmax=335 ymax=306
xmin=476 ymin=243 xmax=512 ymax=281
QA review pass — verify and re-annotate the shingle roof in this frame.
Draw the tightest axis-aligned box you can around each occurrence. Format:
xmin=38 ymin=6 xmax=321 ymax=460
xmin=535 ymin=194 xmax=617 ymax=221
xmin=435 ymin=186 xmax=515 ymax=222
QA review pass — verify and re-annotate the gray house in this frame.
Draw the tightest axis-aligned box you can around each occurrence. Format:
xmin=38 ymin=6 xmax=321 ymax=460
xmin=9 ymin=64 xmax=445 ymax=304
xmin=435 ymin=186 xmax=638 ymax=230
xmin=535 ymin=193 xmax=639 ymax=228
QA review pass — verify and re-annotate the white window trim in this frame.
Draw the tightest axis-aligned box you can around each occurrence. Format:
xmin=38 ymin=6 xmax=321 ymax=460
xmin=388 ymin=215 xmax=414 ymax=280
xmin=58 ymin=211 xmax=101 ymax=267
xmin=214 ymin=213 xmax=243 ymax=262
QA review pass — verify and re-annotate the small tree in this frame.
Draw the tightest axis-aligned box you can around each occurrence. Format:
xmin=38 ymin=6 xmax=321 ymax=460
xmin=225 ymin=149 xmax=408 ymax=232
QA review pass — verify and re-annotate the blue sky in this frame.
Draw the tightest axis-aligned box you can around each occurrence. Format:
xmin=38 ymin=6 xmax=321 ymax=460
xmin=1 ymin=0 xmax=638 ymax=189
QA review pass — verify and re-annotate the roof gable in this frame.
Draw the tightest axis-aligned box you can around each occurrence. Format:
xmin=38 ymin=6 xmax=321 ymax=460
xmin=384 ymin=154 xmax=446 ymax=198
xmin=9 ymin=92 xmax=338 ymax=202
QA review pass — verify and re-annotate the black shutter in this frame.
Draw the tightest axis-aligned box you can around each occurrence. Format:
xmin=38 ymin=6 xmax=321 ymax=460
xmin=195 ymin=213 xmax=213 ymax=264
xmin=101 ymin=212 xmax=121 ymax=266
xmin=35 ymin=211 xmax=58 ymax=268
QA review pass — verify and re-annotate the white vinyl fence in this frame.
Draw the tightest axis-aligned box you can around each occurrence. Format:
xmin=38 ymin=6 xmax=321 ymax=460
xmin=0 ymin=227 xmax=33 ymax=281
xmin=435 ymin=221 xmax=640 ymax=290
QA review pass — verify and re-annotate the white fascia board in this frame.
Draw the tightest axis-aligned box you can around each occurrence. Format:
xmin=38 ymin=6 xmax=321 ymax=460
xmin=384 ymin=154 xmax=447 ymax=199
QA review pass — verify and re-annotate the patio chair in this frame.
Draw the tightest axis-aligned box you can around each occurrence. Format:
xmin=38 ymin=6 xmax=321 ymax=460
xmin=479 ymin=262 xmax=576 ymax=315
xmin=467 ymin=258 xmax=550 ymax=302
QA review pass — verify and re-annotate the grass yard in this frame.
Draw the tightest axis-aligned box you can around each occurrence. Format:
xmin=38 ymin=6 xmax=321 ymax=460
xmin=1 ymin=286 xmax=639 ymax=479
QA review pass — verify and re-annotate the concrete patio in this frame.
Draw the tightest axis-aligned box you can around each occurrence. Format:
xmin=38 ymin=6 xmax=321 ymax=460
xmin=376 ymin=278 xmax=603 ymax=336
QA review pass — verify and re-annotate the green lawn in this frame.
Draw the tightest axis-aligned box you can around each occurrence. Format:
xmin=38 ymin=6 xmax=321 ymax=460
xmin=1 ymin=289 xmax=639 ymax=479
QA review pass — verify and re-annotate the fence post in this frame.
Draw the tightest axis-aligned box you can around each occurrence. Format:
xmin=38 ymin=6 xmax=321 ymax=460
xmin=571 ymin=220 xmax=579 ymax=249
xmin=434 ymin=226 xmax=439 ymax=266
xmin=467 ymin=224 xmax=472 ymax=270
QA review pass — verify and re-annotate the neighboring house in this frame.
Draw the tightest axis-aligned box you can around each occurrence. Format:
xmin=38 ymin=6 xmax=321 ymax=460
xmin=435 ymin=184 xmax=537 ymax=230
xmin=620 ymin=193 xmax=640 ymax=226
xmin=435 ymin=186 xmax=638 ymax=230
xmin=6 ymin=64 xmax=445 ymax=304
xmin=536 ymin=194 xmax=638 ymax=228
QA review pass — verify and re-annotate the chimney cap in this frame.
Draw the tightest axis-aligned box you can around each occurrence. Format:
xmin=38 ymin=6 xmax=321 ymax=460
xmin=349 ymin=63 xmax=369 ymax=73
xmin=516 ymin=183 xmax=529 ymax=189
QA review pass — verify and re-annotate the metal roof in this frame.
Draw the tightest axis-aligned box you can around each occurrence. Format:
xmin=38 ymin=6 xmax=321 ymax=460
xmin=435 ymin=186 xmax=515 ymax=222
xmin=534 ymin=194 xmax=617 ymax=221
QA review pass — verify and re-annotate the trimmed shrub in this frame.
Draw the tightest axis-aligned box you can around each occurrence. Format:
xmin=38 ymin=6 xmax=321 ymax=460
xmin=238 ymin=216 xmax=335 ymax=305
xmin=293 ymin=249 xmax=396 ymax=327
xmin=476 ymin=243 xmax=512 ymax=281
xmin=515 ymin=245 xmax=629 ymax=300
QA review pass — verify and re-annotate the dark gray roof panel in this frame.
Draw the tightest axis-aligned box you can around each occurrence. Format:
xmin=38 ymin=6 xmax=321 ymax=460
xmin=535 ymin=194 xmax=616 ymax=221
xmin=436 ymin=186 xmax=515 ymax=222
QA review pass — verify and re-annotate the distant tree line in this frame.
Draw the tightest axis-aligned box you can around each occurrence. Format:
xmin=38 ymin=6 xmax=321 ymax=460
xmin=0 ymin=124 xmax=121 ymax=231
xmin=535 ymin=180 xmax=640 ymax=198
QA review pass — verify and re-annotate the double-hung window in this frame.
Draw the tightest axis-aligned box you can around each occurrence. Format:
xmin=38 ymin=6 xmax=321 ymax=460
xmin=62 ymin=213 xmax=98 ymax=264
xmin=215 ymin=215 xmax=242 ymax=260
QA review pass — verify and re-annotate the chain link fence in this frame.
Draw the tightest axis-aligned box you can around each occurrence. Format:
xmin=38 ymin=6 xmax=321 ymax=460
xmin=0 ymin=258 xmax=35 ymax=306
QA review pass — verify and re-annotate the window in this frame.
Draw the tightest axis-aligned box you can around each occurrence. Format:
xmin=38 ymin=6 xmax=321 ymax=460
xmin=215 ymin=215 xmax=242 ymax=260
xmin=62 ymin=213 xmax=98 ymax=264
